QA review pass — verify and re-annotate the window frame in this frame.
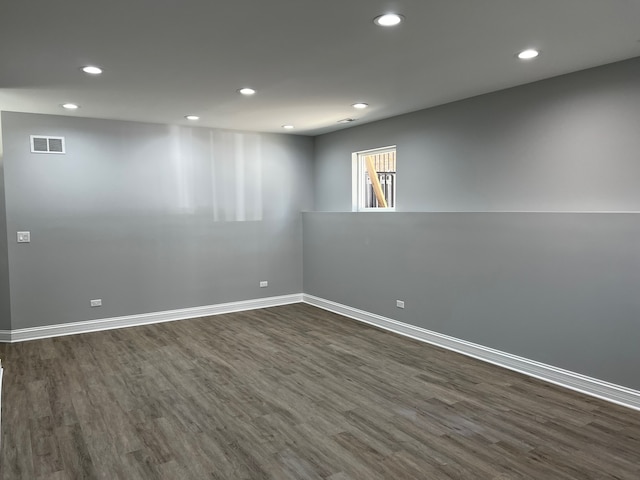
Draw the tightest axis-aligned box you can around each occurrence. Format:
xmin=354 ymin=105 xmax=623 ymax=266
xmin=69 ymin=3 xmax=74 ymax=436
xmin=352 ymin=145 xmax=397 ymax=212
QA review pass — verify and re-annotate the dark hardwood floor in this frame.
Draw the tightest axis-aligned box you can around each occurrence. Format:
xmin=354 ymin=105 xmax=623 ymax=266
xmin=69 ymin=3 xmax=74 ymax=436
xmin=1 ymin=303 xmax=639 ymax=479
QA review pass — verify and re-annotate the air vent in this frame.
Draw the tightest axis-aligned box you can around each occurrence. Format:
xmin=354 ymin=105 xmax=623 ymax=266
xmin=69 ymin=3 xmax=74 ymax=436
xmin=30 ymin=135 xmax=65 ymax=154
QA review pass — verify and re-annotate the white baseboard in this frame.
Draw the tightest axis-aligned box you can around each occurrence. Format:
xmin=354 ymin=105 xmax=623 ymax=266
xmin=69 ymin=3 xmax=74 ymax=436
xmin=303 ymin=294 xmax=640 ymax=412
xmin=2 ymin=294 xmax=303 ymax=343
xmin=2 ymin=292 xmax=639 ymax=411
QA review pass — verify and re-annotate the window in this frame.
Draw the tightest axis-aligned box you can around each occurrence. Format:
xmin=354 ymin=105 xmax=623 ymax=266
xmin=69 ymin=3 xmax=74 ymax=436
xmin=352 ymin=145 xmax=396 ymax=211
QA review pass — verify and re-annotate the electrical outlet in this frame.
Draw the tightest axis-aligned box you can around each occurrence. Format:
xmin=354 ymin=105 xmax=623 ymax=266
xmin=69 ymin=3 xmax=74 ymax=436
xmin=17 ymin=231 xmax=31 ymax=243
xmin=90 ymin=299 xmax=102 ymax=307
xmin=259 ymin=281 xmax=268 ymax=288
xmin=396 ymin=300 xmax=405 ymax=309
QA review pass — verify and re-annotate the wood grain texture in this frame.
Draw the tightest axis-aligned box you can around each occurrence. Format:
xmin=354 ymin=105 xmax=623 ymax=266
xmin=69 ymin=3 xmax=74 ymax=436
xmin=1 ymin=303 xmax=639 ymax=479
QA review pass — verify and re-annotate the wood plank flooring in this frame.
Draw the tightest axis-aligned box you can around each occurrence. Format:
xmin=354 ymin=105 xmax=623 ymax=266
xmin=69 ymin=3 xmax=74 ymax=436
xmin=1 ymin=303 xmax=639 ymax=479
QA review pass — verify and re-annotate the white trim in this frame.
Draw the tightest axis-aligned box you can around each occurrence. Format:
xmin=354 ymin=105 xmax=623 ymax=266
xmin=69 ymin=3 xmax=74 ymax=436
xmin=353 ymin=145 xmax=396 ymax=212
xmin=3 ymin=294 xmax=303 ymax=343
xmin=351 ymin=152 xmax=358 ymax=212
xmin=30 ymin=135 xmax=66 ymax=154
xmin=3 ymin=292 xmax=639 ymax=411
xmin=357 ymin=207 xmax=396 ymax=212
xmin=354 ymin=145 xmax=397 ymax=156
xmin=302 ymin=294 xmax=640 ymax=412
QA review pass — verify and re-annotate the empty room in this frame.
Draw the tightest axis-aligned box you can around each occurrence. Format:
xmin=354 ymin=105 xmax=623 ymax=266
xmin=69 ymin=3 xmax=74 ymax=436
xmin=1 ymin=1 xmax=640 ymax=479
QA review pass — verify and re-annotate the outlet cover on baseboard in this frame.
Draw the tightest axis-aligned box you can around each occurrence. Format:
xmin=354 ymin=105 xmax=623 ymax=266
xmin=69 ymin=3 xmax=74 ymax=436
xmin=260 ymin=281 xmax=268 ymax=288
xmin=90 ymin=299 xmax=102 ymax=307
xmin=396 ymin=300 xmax=405 ymax=308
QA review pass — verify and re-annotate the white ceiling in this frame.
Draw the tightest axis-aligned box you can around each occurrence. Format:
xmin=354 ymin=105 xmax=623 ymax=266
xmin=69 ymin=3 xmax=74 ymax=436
xmin=1 ymin=0 xmax=639 ymax=136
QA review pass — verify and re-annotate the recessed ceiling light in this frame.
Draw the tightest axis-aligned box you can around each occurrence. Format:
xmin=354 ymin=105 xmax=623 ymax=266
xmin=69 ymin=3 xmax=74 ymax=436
xmin=338 ymin=118 xmax=356 ymax=124
xmin=61 ymin=103 xmax=79 ymax=110
xmin=517 ymin=49 xmax=540 ymax=60
xmin=185 ymin=115 xmax=200 ymax=121
xmin=82 ymin=66 xmax=103 ymax=75
xmin=374 ymin=14 xmax=403 ymax=27
xmin=352 ymin=103 xmax=369 ymax=109
xmin=238 ymin=88 xmax=256 ymax=96
xmin=282 ymin=125 xmax=295 ymax=130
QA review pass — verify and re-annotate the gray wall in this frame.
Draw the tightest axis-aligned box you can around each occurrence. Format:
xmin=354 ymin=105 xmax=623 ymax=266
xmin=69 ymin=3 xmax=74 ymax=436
xmin=308 ymin=57 xmax=640 ymax=391
xmin=2 ymin=56 xmax=640 ymax=393
xmin=314 ymin=57 xmax=640 ymax=212
xmin=1 ymin=112 xmax=314 ymax=328
xmin=0 ymin=114 xmax=11 ymax=330
xmin=303 ymin=212 xmax=640 ymax=390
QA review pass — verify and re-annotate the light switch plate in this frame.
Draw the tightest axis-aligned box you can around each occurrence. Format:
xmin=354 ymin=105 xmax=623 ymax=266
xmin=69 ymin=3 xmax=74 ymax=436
xmin=17 ymin=231 xmax=31 ymax=243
